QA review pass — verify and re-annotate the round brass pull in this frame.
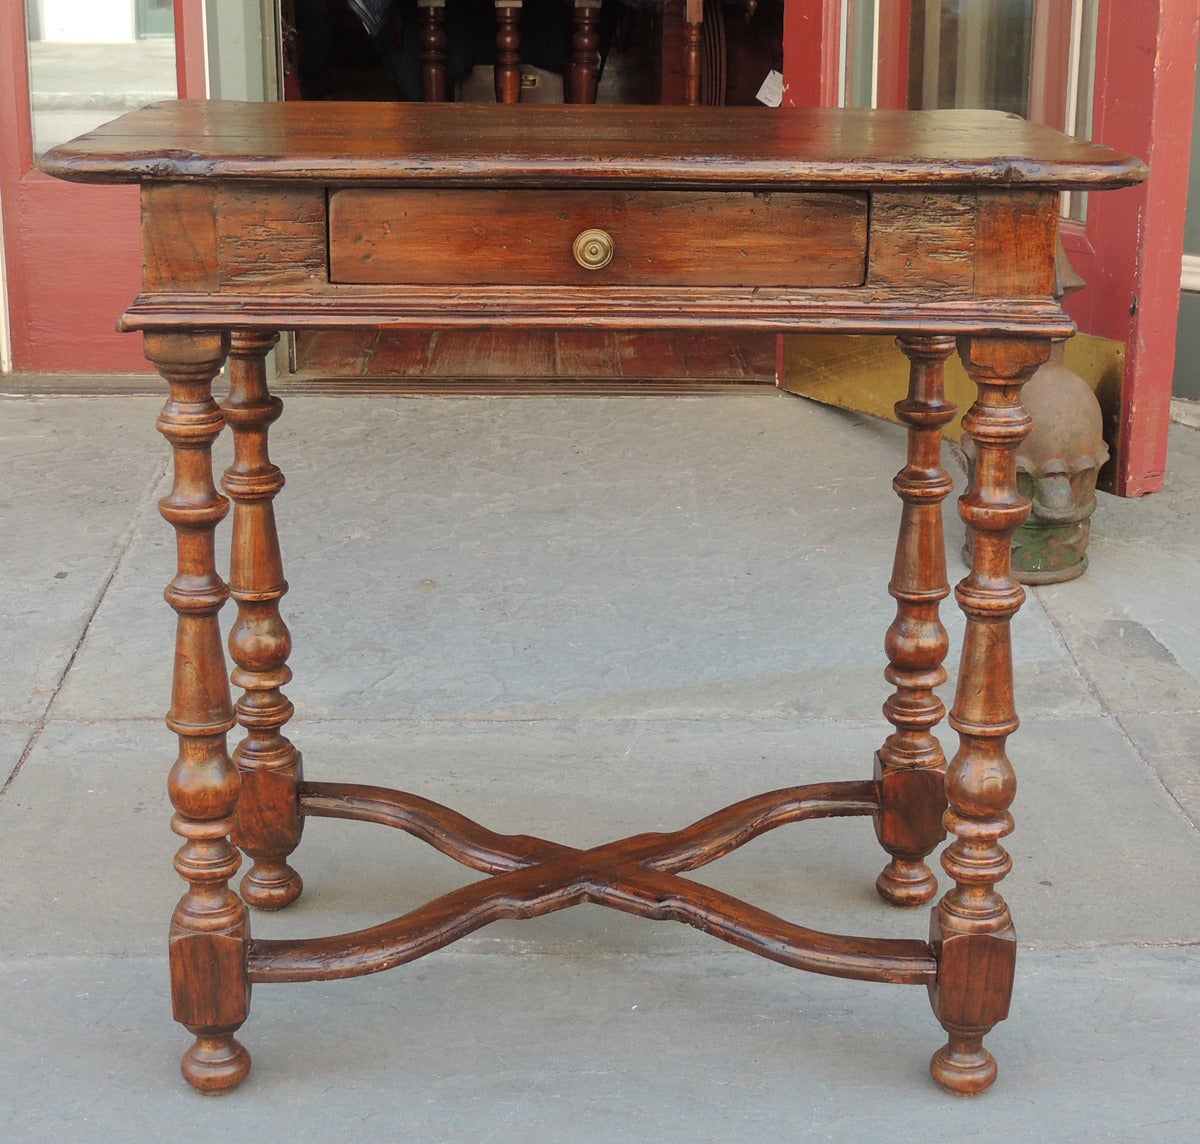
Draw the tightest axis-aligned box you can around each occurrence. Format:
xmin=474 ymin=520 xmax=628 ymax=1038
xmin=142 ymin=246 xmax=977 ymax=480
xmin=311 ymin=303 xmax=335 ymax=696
xmin=573 ymin=228 xmax=615 ymax=271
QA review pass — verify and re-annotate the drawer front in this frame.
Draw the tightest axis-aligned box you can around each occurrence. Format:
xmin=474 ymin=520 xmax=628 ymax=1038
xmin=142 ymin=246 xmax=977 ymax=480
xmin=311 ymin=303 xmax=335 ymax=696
xmin=328 ymin=189 xmax=868 ymax=288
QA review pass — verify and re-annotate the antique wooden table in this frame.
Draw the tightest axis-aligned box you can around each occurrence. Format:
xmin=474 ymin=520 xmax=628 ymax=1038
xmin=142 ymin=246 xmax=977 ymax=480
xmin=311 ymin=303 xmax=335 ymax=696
xmin=41 ymin=101 xmax=1145 ymax=1097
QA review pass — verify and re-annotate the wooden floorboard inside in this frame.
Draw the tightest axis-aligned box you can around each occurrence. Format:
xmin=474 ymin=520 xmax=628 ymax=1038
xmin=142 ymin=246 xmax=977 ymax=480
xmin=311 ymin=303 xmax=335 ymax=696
xmin=290 ymin=330 xmax=778 ymax=394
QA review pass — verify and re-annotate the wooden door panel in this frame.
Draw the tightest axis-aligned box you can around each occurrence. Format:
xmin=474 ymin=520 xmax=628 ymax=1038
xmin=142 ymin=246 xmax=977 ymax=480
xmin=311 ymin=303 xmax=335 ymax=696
xmin=0 ymin=1 xmax=202 ymax=373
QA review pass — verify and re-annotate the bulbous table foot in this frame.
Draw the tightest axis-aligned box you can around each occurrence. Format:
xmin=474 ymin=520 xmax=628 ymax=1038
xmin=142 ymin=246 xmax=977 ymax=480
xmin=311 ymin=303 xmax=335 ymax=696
xmin=930 ymin=1035 xmax=998 ymax=1096
xmin=241 ymin=863 xmax=304 ymax=911
xmin=182 ymin=1033 xmax=251 ymax=1095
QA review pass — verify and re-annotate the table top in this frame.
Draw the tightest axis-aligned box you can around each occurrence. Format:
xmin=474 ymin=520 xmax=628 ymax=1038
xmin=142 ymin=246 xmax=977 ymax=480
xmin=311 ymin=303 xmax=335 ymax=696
xmin=40 ymin=101 xmax=1147 ymax=192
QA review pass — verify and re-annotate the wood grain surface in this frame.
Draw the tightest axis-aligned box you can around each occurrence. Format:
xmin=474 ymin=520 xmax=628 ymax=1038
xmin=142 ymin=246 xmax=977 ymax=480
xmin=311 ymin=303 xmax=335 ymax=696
xmin=40 ymin=101 xmax=1147 ymax=190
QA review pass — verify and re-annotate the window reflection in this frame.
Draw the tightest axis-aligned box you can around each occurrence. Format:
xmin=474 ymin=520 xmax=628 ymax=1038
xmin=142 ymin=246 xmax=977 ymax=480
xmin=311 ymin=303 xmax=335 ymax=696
xmin=909 ymin=0 xmax=1037 ymax=117
xmin=844 ymin=2 xmax=1098 ymax=221
xmin=26 ymin=0 xmax=177 ymax=158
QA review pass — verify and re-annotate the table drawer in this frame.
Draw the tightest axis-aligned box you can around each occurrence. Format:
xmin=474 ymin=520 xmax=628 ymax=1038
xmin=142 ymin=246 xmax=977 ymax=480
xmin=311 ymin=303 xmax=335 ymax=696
xmin=328 ymin=189 xmax=868 ymax=288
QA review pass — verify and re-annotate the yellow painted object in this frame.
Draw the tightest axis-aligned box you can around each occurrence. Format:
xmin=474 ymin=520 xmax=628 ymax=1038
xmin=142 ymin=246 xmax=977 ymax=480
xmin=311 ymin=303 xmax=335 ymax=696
xmin=780 ymin=333 xmax=1125 ymax=491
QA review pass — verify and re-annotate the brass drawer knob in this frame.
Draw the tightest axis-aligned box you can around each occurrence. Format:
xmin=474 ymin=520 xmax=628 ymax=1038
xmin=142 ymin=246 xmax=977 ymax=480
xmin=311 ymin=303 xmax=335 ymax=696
xmin=573 ymin=228 xmax=615 ymax=271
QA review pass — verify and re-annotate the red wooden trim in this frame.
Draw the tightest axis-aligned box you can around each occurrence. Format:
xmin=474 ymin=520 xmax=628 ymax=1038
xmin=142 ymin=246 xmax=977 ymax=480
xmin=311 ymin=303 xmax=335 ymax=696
xmin=876 ymin=0 xmax=911 ymax=110
xmin=782 ymin=0 xmax=842 ymax=108
xmin=0 ymin=2 xmax=39 ymax=366
xmin=175 ymin=0 xmax=209 ymax=99
xmin=0 ymin=4 xmax=34 ymax=180
xmin=1067 ymin=0 xmax=1200 ymax=496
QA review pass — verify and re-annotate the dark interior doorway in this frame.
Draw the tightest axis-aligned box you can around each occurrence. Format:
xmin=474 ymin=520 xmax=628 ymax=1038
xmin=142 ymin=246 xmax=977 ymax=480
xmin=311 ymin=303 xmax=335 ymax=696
xmin=283 ymin=0 xmax=784 ymax=391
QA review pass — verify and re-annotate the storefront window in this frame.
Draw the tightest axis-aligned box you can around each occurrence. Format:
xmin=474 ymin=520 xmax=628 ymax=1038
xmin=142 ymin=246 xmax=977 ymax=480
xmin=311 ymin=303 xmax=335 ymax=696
xmin=843 ymin=1 xmax=1098 ymax=220
xmin=25 ymin=0 xmax=177 ymax=157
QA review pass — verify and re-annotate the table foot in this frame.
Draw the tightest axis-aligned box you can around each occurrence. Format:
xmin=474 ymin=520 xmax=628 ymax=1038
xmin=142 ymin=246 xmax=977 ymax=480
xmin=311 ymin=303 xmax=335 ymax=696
xmin=875 ymin=857 xmax=937 ymax=907
xmin=241 ymin=862 xmax=304 ymax=911
xmin=930 ymin=1032 xmax=997 ymax=1096
xmin=181 ymin=1032 xmax=251 ymax=1094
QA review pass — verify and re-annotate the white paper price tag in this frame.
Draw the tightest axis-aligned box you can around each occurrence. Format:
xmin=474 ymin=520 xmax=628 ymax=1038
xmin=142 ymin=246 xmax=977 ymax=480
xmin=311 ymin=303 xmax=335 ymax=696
xmin=756 ymin=70 xmax=785 ymax=108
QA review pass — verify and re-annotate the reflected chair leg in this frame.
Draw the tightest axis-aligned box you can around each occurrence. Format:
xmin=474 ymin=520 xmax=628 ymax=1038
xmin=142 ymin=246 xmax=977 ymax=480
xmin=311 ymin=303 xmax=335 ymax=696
xmin=494 ymin=1 xmax=522 ymax=103
xmin=875 ymin=335 xmax=956 ymax=906
xmin=684 ymin=0 xmax=702 ymax=105
xmin=418 ymin=0 xmax=448 ymax=101
xmin=928 ymin=334 xmax=1048 ymax=1095
xmin=147 ymin=330 xmax=252 ymax=1094
xmin=223 ymin=331 xmax=305 ymax=911
xmin=566 ymin=0 xmax=603 ymax=103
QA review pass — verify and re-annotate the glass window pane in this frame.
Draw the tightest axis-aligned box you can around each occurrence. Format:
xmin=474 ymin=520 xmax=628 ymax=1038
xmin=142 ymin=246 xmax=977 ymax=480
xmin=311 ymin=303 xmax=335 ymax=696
xmin=843 ymin=2 xmax=1099 ymax=218
xmin=908 ymin=0 xmax=1036 ymax=116
xmin=843 ymin=0 xmax=878 ymax=109
xmin=26 ymin=0 xmax=177 ymax=158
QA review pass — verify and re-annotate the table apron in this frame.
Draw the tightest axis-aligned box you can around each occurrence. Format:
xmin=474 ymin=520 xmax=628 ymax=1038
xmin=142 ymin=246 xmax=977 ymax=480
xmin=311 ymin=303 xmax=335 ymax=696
xmin=119 ymin=290 xmax=1074 ymax=338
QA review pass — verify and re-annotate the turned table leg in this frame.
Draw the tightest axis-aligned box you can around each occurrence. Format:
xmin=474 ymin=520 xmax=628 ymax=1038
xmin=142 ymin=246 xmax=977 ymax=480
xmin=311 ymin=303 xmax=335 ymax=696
xmin=146 ymin=331 xmax=252 ymax=1094
xmin=928 ymin=335 xmax=1049 ymax=1095
xmin=222 ymin=331 xmax=305 ymax=911
xmin=874 ymin=335 xmax=955 ymax=907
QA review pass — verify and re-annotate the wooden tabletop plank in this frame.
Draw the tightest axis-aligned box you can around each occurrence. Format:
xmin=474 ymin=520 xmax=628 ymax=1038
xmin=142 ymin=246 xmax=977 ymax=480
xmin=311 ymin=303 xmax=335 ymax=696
xmin=39 ymin=101 xmax=1147 ymax=191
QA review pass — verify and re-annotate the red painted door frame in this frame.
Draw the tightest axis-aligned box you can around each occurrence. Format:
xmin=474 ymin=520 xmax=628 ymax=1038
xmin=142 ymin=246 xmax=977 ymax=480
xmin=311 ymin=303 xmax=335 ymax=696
xmin=782 ymin=0 xmax=1199 ymax=497
xmin=0 ymin=1 xmax=205 ymax=373
xmin=175 ymin=0 xmax=209 ymax=100
xmin=1062 ymin=2 xmax=1199 ymax=496
xmin=782 ymin=0 xmax=842 ymax=108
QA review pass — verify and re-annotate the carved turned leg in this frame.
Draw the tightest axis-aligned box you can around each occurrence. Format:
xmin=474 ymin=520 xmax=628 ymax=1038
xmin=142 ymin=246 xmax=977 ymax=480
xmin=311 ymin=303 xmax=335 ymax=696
xmin=566 ymin=0 xmax=602 ymax=104
xmin=683 ymin=0 xmax=703 ymax=106
xmin=874 ymin=335 xmax=955 ymax=907
xmin=222 ymin=331 xmax=305 ymax=911
xmin=928 ymin=335 xmax=1048 ymax=1095
xmin=418 ymin=0 xmax=448 ymax=101
xmin=146 ymin=331 xmax=252 ymax=1094
xmin=494 ymin=1 xmax=522 ymax=103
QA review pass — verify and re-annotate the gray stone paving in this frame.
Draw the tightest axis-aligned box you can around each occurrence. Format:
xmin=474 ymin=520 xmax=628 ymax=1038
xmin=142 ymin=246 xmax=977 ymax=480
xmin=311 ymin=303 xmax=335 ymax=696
xmin=1 ymin=391 xmax=1197 ymax=1139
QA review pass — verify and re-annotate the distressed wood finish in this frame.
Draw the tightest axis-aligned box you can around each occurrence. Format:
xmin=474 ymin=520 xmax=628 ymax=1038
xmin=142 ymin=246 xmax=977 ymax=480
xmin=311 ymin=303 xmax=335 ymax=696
xmin=214 ymin=188 xmax=326 ymax=291
xmin=43 ymin=103 xmax=1143 ymax=189
xmin=39 ymin=102 xmax=1145 ymax=1099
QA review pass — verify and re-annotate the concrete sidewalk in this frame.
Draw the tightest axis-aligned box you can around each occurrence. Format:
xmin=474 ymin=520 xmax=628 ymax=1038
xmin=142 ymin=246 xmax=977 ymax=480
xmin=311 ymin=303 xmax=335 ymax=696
xmin=1 ymin=390 xmax=1197 ymax=1140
